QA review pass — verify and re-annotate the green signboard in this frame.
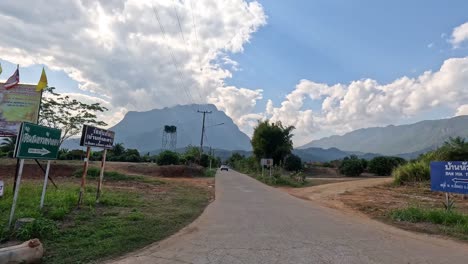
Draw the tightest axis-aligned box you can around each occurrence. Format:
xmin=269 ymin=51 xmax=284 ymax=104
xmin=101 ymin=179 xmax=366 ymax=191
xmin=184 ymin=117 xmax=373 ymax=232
xmin=14 ymin=122 xmax=61 ymax=160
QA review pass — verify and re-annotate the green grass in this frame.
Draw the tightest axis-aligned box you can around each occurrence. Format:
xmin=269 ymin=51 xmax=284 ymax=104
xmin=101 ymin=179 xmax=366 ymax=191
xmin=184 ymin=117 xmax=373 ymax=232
xmin=0 ymin=176 xmax=211 ymax=263
xmin=201 ymin=168 xmax=216 ymax=178
xmin=391 ymin=207 xmax=468 ymax=239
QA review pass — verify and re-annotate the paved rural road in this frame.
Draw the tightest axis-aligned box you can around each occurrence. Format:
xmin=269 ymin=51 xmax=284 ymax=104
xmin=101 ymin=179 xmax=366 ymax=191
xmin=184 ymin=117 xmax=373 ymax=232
xmin=111 ymin=170 xmax=468 ymax=264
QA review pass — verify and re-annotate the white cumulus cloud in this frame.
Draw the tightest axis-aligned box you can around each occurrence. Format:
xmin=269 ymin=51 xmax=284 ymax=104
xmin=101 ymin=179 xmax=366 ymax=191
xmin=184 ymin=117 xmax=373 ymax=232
xmin=265 ymin=57 xmax=468 ymax=146
xmin=0 ymin=0 xmax=266 ymax=127
xmin=450 ymin=22 xmax=468 ymax=48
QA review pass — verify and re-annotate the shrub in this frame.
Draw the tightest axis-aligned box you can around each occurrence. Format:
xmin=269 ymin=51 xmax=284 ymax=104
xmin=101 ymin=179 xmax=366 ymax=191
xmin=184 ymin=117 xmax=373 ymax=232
xmin=284 ymin=154 xmax=303 ymax=172
xmin=157 ymin=151 xmax=180 ymax=165
xmin=368 ymin=156 xmax=406 ymax=176
xmin=200 ymin=154 xmax=210 ymax=168
xmin=392 ymin=161 xmax=430 ymax=185
xmin=339 ymin=155 xmax=366 ymax=176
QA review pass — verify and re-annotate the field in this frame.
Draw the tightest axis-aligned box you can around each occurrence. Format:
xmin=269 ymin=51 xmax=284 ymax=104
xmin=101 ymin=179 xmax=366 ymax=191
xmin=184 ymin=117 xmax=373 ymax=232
xmin=0 ymin=159 xmax=214 ymax=263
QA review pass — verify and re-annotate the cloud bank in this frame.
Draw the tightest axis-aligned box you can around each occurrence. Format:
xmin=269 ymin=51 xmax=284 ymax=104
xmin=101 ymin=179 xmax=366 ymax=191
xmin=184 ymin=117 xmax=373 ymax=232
xmin=266 ymin=57 xmax=468 ymax=146
xmin=0 ymin=0 xmax=266 ymax=126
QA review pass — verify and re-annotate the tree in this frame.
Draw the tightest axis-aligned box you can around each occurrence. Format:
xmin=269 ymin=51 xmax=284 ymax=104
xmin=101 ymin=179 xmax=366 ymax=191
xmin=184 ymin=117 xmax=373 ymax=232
xmin=39 ymin=87 xmax=108 ymax=144
xmin=251 ymin=120 xmax=294 ymax=165
xmin=0 ymin=137 xmax=16 ymax=157
xmin=284 ymin=154 xmax=303 ymax=172
xmin=124 ymin=149 xmax=141 ymax=162
xmin=339 ymin=155 xmax=366 ymax=177
xmin=157 ymin=151 xmax=180 ymax=165
xmin=111 ymin=143 xmax=125 ymax=156
xmin=227 ymin=153 xmax=244 ymax=166
xmin=368 ymin=156 xmax=406 ymax=176
xmin=183 ymin=146 xmax=200 ymax=164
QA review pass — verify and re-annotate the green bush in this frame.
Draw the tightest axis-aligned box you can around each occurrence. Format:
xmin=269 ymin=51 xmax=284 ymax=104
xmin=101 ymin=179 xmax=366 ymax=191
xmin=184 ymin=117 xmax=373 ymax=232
xmin=73 ymin=167 xmax=101 ymax=178
xmin=203 ymin=169 xmax=216 ymax=177
xmin=368 ymin=156 xmax=406 ymax=176
xmin=392 ymin=161 xmax=430 ymax=185
xmin=200 ymin=154 xmax=210 ymax=168
xmin=284 ymin=154 xmax=303 ymax=172
xmin=339 ymin=155 xmax=366 ymax=177
xmin=156 ymin=151 xmax=180 ymax=165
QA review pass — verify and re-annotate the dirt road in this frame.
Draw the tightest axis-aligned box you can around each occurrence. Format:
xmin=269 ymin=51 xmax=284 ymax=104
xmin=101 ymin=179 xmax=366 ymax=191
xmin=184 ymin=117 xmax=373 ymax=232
xmin=110 ymin=171 xmax=467 ymax=264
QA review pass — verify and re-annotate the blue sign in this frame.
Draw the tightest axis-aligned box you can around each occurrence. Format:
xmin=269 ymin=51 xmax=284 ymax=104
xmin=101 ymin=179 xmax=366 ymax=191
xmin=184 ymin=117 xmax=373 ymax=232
xmin=430 ymin=161 xmax=468 ymax=194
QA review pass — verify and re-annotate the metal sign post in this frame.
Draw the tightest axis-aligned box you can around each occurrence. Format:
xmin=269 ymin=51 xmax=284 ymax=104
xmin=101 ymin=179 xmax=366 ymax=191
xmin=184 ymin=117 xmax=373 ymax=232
xmin=8 ymin=159 xmax=25 ymax=227
xmin=9 ymin=122 xmax=61 ymax=224
xmin=39 ymin=161 xmax=51 ymax=209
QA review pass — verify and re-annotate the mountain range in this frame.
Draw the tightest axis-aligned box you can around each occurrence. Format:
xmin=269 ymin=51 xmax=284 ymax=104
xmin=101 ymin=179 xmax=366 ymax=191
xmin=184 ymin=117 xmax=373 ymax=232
xmin=62 ymin=104 xmax=252 ymax=152
xmin=62 ymin=104 xmax=468 ymax=162
xmin=300 ymin=115 xmax=468 ymax=156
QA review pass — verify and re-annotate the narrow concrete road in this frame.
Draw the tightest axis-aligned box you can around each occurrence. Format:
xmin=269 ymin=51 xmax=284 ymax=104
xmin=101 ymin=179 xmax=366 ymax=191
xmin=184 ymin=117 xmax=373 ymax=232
xmin=112 ymin=170 xmax=468 ymax=264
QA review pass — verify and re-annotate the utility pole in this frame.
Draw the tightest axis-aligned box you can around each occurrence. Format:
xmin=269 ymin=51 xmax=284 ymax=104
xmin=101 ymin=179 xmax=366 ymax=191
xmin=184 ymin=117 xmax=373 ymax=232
xmin=198 ymin=110 xmax=212 ymax=155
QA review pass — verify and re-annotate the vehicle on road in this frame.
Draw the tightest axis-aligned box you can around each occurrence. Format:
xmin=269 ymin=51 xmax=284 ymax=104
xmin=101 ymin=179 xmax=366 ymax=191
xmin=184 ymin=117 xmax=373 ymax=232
xmin=220 ymin=165 xmax=229 ymax=171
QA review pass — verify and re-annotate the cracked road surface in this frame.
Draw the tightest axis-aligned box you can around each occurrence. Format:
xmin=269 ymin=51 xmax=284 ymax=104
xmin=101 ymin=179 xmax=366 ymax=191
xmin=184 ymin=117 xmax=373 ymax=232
xmin=111 ymin=170 xmax=468 ymax=264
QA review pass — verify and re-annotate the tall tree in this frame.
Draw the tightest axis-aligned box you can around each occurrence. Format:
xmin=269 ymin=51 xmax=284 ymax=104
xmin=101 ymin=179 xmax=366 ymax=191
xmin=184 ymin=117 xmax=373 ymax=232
xmin=251 ymin=120 xmax=294 ymax=165
xmin=39 ymin=87 xmax=108 ymax=144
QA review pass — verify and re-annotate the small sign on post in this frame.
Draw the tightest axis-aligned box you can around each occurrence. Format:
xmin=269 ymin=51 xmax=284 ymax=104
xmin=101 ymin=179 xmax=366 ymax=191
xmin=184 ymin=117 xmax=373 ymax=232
xmin=430 ymin=161 xmax=468 ymax=194
xmin=261 ymin=158 xmax=274 ymax=177
xmin=79 ymin=125 xmax=115 ymax=205
xmin=14 ymin=122 xmax=61 ymax=160
xmin=9 ymin=122 xmax=61 ymax=226
xmin=431 ymin=161 xmax=468 ymax=210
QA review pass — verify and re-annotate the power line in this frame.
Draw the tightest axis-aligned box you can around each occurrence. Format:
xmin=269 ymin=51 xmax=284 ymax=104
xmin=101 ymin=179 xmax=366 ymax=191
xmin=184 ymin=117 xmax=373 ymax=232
xmin=189 ymin=0 xmax=203 ymax=73
xmin=172 ymin=0 xmax=204 ymax=103
xmin=152 ymin=5 xmax=195 ymax=104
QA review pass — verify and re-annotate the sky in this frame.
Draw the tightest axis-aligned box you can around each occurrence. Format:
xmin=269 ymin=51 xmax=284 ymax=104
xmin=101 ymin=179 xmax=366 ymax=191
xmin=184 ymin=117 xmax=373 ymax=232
xmin=0 ymin=0 xmax=468 ymax=147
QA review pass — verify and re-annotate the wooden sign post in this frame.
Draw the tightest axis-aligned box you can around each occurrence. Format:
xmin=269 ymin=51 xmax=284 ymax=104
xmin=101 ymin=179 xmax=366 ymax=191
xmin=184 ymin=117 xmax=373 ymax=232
xmin=79 ymin=125 xmax=115 ymax=204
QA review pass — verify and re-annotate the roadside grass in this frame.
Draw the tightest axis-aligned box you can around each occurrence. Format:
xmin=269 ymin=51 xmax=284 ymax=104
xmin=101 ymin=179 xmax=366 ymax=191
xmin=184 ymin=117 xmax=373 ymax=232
xmin=201 ymin=168 xmax=217 ymax=178
xmin=253 ymin=172 xmax=306 ymax=188
xmin=0 ymin=176 xmax=211 ymax=263
xmin=391 ymin=207 xmax=468 ymax=239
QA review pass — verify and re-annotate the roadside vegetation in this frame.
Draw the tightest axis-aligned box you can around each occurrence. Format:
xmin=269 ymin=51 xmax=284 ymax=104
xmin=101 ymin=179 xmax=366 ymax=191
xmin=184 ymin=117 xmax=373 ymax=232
xmin=227 ymin=120 xmax=306 ymax=187
xmin=391 ymin=207 xmax=468 ymax=238
xmin=393 ymin=137 xmax=468 ymax=185
xmin=0 ymin=173 xmax=212 ymax=263
xmin=338 ymin=137 xmax=468 ymax=241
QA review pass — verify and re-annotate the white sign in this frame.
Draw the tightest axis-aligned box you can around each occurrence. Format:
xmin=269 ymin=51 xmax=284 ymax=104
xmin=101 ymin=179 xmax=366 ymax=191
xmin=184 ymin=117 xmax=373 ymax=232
xmin=261 ymin=158 xmax=273 ymax=167
xmin=0 ymin=180 xmax=4 ymax=197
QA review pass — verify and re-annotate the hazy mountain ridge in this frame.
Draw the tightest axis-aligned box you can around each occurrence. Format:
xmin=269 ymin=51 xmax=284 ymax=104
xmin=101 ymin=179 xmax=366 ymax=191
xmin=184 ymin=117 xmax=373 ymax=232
xmin=63 ymin=104 xmax=252 ymax=152
xmin=300 ymin=116 xmax=468 ymax=155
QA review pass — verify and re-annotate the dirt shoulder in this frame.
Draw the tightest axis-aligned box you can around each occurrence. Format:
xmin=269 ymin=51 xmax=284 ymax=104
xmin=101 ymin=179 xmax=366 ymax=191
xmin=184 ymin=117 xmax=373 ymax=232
xmin=281 ymin=177 xmax=392 ymax=210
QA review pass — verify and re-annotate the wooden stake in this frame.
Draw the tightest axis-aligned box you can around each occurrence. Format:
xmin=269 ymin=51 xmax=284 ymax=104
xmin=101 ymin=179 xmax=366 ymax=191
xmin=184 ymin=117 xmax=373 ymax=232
xmin=40 ymin=161 xmax=51 ymax=209
xmin=9 ymin=159 xmax=25 ymax=227
xmin=96 ymin=149 xmax=107 ymax=203
xmin=78 ymin=147 xmax=91 ymax=206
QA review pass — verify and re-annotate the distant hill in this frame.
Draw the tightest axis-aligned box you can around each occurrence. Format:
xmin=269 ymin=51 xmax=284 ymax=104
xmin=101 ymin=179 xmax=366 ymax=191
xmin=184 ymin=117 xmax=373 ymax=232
xmin=62 ymin=104 xmax=252 ymax=152
xmin=300 ymin=116 xmax=468 ymax=156
xmin=293 ymin=147 xmax=380 ymax=162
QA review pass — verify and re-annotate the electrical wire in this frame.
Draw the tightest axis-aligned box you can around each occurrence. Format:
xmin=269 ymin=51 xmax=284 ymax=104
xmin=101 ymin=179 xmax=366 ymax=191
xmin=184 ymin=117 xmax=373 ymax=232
xmin=152 ymin=4 xmax=195 ymax=105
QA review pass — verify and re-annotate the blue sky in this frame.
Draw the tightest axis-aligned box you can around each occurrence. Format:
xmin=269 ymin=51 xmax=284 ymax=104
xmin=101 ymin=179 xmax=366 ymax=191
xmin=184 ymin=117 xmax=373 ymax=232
xmin=227 ymin=0 xmax=468 ymax=114
xmin=0 ymin=0 xmax=467 ymax=144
